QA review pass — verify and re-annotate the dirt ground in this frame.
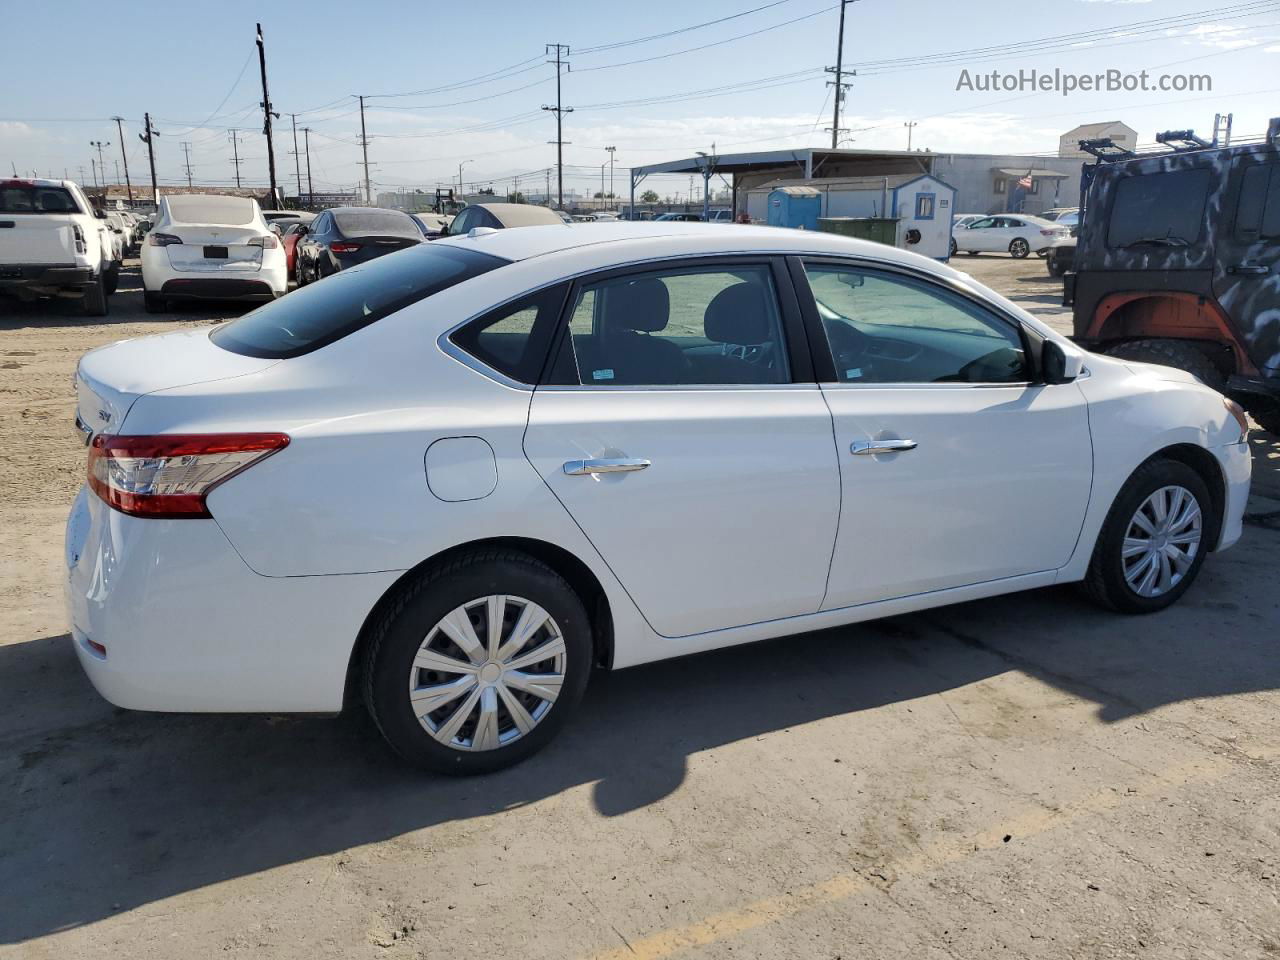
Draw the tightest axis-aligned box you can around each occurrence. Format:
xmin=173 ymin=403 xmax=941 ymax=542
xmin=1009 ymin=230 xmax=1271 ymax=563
xmin=2 ymin=256 xmax=1278 ymax=960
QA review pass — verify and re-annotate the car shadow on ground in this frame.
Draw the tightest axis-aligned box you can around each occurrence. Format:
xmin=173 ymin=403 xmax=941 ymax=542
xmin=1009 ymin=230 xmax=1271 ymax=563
xmin=3 ymin=533 xmax=1279 ymax=946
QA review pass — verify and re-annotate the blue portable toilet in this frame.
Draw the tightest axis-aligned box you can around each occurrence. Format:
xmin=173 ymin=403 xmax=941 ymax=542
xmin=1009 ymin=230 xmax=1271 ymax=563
xmin=766 ymin=186 xmax=821 ymax=230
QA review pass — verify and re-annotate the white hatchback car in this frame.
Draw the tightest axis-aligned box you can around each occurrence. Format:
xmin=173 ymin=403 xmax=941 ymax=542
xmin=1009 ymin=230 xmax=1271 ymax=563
xmin=67 ymin=224 xmax=1251 ymax=773
xmin=953 ymin=213 xmax=1069 ymax=258
xmin=141 ymin=194 xmax=286 ymax=312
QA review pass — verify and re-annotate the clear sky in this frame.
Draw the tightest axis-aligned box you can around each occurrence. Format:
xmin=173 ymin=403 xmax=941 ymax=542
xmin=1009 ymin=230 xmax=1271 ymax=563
xmin=3 ymin=0 xmax=1278 ymax=200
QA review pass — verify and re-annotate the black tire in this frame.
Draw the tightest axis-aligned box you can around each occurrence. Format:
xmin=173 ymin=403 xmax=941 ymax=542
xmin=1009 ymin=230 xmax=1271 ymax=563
xmin=1081 ymin=459 xmax=1213 ymax=613
xmin=363 ymin=550 xmax=593 ymax=774
xmin=1104 ymin=339 xmax=1226 ymax=392
xmin=1009 ymin=237 xmax=1030 ymax=258
xmin=949 ymin=237 xmax=958 ymax=257
xmin=1047 ymin=252 xmax=1067 ymax=277
xmin=1247 ymin=399 xmax=1280 ymax=436
xmin=143 ymin=292 xmax=167 ymax=314
xmin=967 ymin=250 xmax=979 ymax=256
xmin=82 ymin=272 xmax=108 ymax=316
xmin=103 ymin=262 xmax=120 ymax=295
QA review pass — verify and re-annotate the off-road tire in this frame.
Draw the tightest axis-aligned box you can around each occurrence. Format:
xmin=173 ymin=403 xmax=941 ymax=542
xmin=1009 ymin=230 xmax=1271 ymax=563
xmin=1047 ymin=251 xmax=1068 ymax=277
xmin=81 ymin=272 xmax=108 ymax=316
xmin=1009 ymin=238 xmax=1030 ymax=258
xmin=363 ymin=550 xmax=593 ymax=775
xmin=1104 ymin=339 xmax=1226 ymax=392
xmin=1247 ymin=399 xmax=1280 ymax=436
xmin=1081 ymin=458 xmax=1212 ymax=614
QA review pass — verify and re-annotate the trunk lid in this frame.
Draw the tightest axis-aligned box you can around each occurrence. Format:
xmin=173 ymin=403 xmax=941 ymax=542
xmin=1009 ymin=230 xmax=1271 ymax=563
xmin=75 ymin=329 xmax=278 ymax=434
xmin=0 ymin=215 xmax=80 ymax=265
xmin=165 ymin=224 xmax=265 ymax=272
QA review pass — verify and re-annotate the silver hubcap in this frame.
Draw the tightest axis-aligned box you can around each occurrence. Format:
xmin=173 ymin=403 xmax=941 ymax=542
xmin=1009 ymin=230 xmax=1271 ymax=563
xmin=1123 ymin=485 xmax=1202 ymax=598
xmin=409 ymin=595 xmax=565 ymax=752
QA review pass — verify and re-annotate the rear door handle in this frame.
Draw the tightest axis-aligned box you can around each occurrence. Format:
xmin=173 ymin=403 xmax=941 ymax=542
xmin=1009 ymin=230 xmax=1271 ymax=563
xmin=851 ymin=439 xmax=917 ymax=456
xmin=1227 ymin=263 xmax=1269 ymax=276
xmin=563 ymin=457 xmax=651 ymax=476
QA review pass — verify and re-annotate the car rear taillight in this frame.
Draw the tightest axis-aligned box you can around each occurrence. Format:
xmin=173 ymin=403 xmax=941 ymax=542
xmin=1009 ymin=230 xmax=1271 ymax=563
xmin=248 ymin=234 xmax=279 ymax=249
xmin=330 ymin=241 xmax=361 ymax=253
xmin=88 ymin=433 xmax=289 ymax=519
xmin=148 ymin=232 xmax=183 ymax=247
xmin=1040 ymin=229 xmax=1057 ymax=236
xmin=72 ymin=223 xmax=86 ymax=253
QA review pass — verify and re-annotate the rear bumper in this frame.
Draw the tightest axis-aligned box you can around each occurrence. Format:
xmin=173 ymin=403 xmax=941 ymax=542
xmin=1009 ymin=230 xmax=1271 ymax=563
xmin=64 ymin=487 xmax=398 ymax=713
xmin=159 ymin=277 xmax=278 ymax=302
xmin=0 ymin=263 xmax=94 ymax=291
xmin=1226 ymin=374 xmax=1280 ymax=402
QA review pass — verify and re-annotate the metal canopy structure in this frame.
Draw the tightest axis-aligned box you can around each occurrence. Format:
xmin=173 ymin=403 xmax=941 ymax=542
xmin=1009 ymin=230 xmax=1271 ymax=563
xmin=628 ymin=147 xmax=932 ymax=216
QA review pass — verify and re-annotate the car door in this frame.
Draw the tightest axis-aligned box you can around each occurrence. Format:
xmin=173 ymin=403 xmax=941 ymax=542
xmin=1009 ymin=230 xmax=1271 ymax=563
xmin=1215 ymin=153 xmax=1280 ymax=378
xmin=523 ymin=257 xmax=842 ymax=638
xmin=793 ymin=258 xmax=1093 ymax=608
xmin=300 ymin=213 xmax=328 ymax=276
xmin=963 ymin=217 xmax=998 ymax=251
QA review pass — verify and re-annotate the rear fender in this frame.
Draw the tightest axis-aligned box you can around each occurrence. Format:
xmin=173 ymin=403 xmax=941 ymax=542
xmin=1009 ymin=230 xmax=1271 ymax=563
xmin=1087 ymin=292 xmax=1255 ymax=375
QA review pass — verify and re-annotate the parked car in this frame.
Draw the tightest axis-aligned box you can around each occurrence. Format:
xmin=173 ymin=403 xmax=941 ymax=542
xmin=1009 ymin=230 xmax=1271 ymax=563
xmin=141 ymin=194 xmax=286 ymax=312
xmin=67 ymin=223 xmax=1251 ymax=773
xmin=654 ymin=212 xmax=703 ymax=222
xmin=103 ymin=212 xmax=132 ymax=257
xmin=707 ymin=209 xmax=734 ymax=223
xmin=1046 ymin=236 xmax=1076 ymax=277
xmin=0 ymin=178 xmax=117 ymax=315
xmin=411 ymin=212 xmax=452 ymax=238
xmin=444 ymin=202 xmax=566 ymax=236
xmin=1069 ymin=122 xmax=1280 ymax=434
xmin=952 ymin=214 xmax=1069 ymax=258
xmin=952 ymin=213 xmax=985 ymax=229
xmin=1040 ymin=207 xmax=1080 ymax=226
xmin=295 ymin=207 xmax=425 ymax=285
xmin=280 ymin=221 xmax=308 ymax=282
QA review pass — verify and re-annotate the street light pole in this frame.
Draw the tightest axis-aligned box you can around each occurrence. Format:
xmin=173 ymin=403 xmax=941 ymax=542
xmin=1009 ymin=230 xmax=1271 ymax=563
xmin=458 ymin=160 xmax=471 ymax=198
xmin=605 ymin=145 xmax=616 ymax=204
xmin=111 ymin=117 xmax=133 ymax=203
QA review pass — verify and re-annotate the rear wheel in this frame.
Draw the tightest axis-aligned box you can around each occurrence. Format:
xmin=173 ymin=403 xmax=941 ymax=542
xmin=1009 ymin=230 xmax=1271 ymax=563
xmin=1248 ymin=399 xmax=1280 ymax=436
xmin=81 ymin=272 xmax=108 ymax=316
xmin=1009 ymin=237 xmax=1030 ymax=258
xmin=1047 ymin=251 xmax=1067 ymax=277
xmin=103 ymin=262 xmax=119 ymax=295
xmin=143 ymin=291 xmax=167 ymax=314
xmin=1104 ymin=339 xmax=1225 ymax=392
xmin=949 ymin=237 xmax=958 ymax=257
xmin=363 ymin=551 xmax=593 ymax=774
xmin=1082 ymin=459 xmax=1211 ymax=613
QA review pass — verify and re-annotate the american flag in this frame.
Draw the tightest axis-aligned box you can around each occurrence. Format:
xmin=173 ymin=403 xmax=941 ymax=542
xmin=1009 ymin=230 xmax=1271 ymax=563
xmin=1018 ymin=174 xmax=1034 ymax=189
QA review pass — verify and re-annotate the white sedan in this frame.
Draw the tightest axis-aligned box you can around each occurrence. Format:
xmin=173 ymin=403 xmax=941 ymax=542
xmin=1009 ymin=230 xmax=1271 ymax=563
xmin=67 ymin=223 xmax=1251 ymax=772
xmin=953 ymin=213 xmax=1069 ymax=258
xmin=140 ymin=194 xmax=287 ymax=312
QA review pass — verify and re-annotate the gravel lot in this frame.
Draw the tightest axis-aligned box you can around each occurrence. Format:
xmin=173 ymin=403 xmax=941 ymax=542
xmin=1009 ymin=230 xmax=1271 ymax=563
xmin=2 ymin=255 xmax=1278 ymax=960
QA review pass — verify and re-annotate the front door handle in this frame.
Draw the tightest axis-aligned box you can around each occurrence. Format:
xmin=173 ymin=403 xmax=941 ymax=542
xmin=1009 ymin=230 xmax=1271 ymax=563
xmin=1227 ymin=262 xmax=1269 ymax=276
xmin=563 ymin=457 xmax=651 ymax=476
xmin=851 ymin=439 xmax=917 ymax=456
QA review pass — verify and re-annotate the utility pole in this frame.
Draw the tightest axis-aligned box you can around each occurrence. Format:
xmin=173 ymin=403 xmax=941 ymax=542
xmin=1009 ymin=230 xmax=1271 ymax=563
xmin=903 ymin=120 xmax=918 ymax=151
xmin=289 ymin=113 xmax=302 ymax=205
xmin=139 ymin=113 xmax=160 ymax=204
xmin=227 ymin=130 xmax=243 ymax=188
xmin=826 ymin=0 xmax=856 ymax=149
xmin=605 ymin=145 xmax=617 ymax=202
xmin=302 ymin=127 xmax=314 ymax=207
xmin=90 ymin=157 xmax=99 ymax=190
xmin=77 ymin=164 xmax=86 ymax=185
xmin=256 ymin=23 xmax=280 ymax=208
xmin=542 ymin=44 xmax=573 ymax=210
xmin=89 ymin=140 xmax=110 ymax=191
xmin=545 ymin=168 xmax=551 ymax=207
xmin=111 ymin=117 xmax=133 ymax=203
xmin=357 ymin=95 xmax=372 ymax=206
xmin=180 ymin=141 xmax=194 ymax=187
xmin=114 ymin=159 xmax=121 ymax=186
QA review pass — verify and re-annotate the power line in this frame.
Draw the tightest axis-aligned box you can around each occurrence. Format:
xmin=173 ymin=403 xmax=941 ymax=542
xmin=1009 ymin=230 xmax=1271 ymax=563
xmin=575 ymin=0 xmax=795 ymax=54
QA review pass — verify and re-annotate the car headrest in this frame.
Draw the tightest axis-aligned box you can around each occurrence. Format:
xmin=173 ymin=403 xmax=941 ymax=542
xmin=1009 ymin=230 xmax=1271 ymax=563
xmin=704 ymin=282 xmax=772 ymax=345
xmin=603 ymin=278 xmax=670 ymax=334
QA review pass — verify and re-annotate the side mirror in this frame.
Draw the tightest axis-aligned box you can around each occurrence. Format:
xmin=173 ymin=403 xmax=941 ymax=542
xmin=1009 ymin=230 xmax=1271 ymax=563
xmin=1042 ymin=339 xmax=1084 ymax=384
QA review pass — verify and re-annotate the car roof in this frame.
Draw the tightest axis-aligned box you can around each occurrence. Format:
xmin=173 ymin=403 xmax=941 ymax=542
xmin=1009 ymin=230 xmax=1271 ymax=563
xmin=433 ymin=221 xmax=965 ymax=275
xmin=468 ymin=203 xmax=566 ymax=228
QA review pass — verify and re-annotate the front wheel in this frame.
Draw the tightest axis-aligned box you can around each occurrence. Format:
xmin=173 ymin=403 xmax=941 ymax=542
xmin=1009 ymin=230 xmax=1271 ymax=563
xmin=143 ymin=291 xmax=167 ymax=314
xmin=949 ymin=237 xmax=957 ymax=257
xmin=1081 ymin=459 xmax=1212 ymax=613
xmin=1009 ymin=237 xmax=1030 ymax=258
xmin=363 ymin=551 xmax=593 ymax=774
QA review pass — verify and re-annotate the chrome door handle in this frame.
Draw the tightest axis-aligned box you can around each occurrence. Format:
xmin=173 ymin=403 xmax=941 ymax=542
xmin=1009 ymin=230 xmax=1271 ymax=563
xmin=1227 ymin=262 xmax=1269 ymax=276
xmin=851 ymin=439 xmax=917 ymax=456
xmin=563 ymin=457 xmax=651 ymax=476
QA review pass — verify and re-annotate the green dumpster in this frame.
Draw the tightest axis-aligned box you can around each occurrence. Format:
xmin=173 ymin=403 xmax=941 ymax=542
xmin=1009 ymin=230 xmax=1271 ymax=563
xmin=818 ymin=217 xmax=900 ymax=246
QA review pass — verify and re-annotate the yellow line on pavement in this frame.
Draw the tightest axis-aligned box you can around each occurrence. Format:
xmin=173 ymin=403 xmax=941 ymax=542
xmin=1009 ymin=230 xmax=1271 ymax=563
xmin=587 ymin=749 xmax=1273 ymax=960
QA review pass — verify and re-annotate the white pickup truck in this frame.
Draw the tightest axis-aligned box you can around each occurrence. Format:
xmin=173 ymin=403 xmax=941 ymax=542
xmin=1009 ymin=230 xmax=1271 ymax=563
xmin=0 ymin=178 xmax=119 ymax=315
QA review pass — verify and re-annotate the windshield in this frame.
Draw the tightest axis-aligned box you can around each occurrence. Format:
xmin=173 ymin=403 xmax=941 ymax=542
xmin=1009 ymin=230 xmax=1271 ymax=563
xmin=211 ymin=244 xmax=506 ymax=358
xmin=333 ymin=210 xmax=420 ymax=238
xmin=0 ymin=184 xmax=81 ymax=215
xmin=166 ymin=195 xmax=257 ymax=225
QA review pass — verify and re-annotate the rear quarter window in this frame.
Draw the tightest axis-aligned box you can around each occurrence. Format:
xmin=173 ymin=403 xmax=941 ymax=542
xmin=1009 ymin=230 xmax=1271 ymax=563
xmin=1107 ymin=168 xmax=1212 ymax=248
xmin=210 ymin=244 xmax=506 ymax=358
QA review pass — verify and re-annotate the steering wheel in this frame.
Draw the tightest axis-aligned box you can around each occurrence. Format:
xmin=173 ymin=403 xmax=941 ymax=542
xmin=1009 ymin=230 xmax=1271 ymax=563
xmin=721 ymin=341 xmax=777 ymax=368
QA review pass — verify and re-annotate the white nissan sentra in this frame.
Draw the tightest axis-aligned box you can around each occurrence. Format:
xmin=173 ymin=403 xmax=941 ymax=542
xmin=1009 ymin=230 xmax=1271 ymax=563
xmin=67 ymin=223 xmax=1251 ymax=773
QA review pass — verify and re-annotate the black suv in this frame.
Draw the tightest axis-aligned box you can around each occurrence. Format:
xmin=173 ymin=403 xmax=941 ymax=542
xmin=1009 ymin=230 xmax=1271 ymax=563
xmin=1068 ymin=121 xmax=1280 ymax=434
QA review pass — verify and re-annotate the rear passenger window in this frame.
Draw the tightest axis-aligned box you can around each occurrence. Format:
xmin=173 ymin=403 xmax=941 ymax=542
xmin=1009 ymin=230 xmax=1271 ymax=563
xmin=449 ymin=284 xmax=569 ymax=383
xmin=553 ymin=264 xmax=791 ymax=386
xmin=1235 ymin=163 xmax=1280 ymax=239
xmin=1107 ymin=169 xmax=1211 ymax=248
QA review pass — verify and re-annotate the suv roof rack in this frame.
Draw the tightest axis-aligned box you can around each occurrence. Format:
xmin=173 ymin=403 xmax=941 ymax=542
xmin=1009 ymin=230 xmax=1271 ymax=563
xmin=1154 ymin=129 xmax=1212 ymax=153
xmin=1077 ymin=138 xmax=1135 ymax=163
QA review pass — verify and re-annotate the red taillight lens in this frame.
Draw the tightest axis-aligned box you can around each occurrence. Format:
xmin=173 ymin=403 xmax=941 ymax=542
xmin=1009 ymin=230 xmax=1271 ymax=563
xmin=88 ymin=433 xmax=289 ymax=518
xmin=248 ymin=234 xmax=279 ymax=249
xmin=148 ymin=232 xmax=183 ymax=247
xmin=330 ymin=241 xmax=361 ymax=253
